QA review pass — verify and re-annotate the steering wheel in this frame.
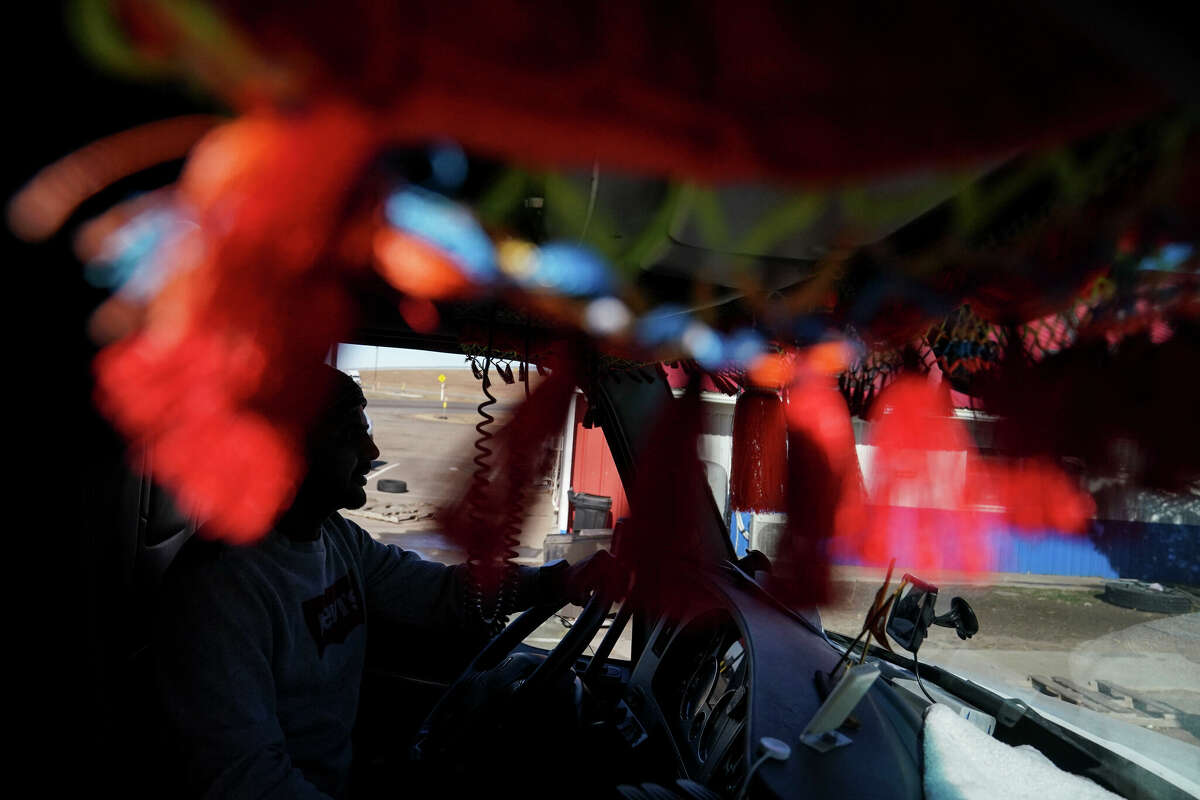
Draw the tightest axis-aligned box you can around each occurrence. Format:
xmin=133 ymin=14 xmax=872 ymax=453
xmin=410 ymin=575 xmax=620 ymax=764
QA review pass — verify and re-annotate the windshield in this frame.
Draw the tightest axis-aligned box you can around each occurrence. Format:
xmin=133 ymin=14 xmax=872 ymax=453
xmin=812 ymin=410 xmax=1200 ymax=786
xmin=342 ymin=344 xmax=637 ymax=659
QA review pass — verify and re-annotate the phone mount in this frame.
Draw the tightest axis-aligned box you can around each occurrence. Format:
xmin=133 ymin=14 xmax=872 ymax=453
xmin=885 ymin=574 xmax=980 ymax=654
xmin=931 ymin=596 xmax=979 ymax=640
xmin=800 ymin=663 xmax=880 ymax=752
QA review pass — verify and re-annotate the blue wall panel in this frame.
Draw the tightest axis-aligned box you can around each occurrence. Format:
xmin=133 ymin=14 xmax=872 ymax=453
xmin=824 ymin=508 xmax=1199 ymax=583
xmin=731 ymin=504 xmax=1200 ymax=583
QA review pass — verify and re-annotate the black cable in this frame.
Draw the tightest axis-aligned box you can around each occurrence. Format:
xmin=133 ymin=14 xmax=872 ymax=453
xmin=912 ymin=650 xmax=937 ymax=704
xmin=463 ymin=314 xmax=519 ymax=634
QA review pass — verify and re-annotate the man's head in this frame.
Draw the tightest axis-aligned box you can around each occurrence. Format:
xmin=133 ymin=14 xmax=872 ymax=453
xmin=297 ymin=364 xmax=380 ymax=514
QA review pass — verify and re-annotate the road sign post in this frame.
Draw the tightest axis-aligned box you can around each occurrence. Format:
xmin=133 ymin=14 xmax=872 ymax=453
xmin=438 ymin=374 xmax=447 ymax=419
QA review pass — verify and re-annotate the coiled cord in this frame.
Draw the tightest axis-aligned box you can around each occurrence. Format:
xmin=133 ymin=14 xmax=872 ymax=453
xmin=464 ymin=353 xmax=519 ymax=634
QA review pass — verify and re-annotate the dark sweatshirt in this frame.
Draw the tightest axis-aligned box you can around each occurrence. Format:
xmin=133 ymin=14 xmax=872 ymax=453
xmin=155 ymin=514 xmax=542 ymax=799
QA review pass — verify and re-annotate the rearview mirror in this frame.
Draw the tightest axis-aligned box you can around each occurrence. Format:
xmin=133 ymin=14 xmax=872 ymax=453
xmin=886 ymin=575 xmax=938 ymax=654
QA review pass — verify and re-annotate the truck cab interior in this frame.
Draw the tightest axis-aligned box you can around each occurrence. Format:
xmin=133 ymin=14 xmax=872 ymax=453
xmin=81 ymin=338 xmax=1194 ymax=800
xmin=21 ymin=4 xmax=1200 ymax=799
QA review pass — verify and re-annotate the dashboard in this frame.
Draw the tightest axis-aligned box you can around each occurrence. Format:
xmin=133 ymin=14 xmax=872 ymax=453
xmin=650 ymin=609 xmax=750 ymax=795
xmin=621 ymin=568 xmax=925 ymax=799
xmin=608 ymin=563 xmax=1178 ymax=800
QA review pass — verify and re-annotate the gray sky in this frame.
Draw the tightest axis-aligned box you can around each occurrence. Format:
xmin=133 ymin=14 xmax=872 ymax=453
xmin=336 ymin=343 xmax=469 ymax=370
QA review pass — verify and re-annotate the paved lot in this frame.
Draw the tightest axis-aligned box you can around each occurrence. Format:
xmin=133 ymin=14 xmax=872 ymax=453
xmin=353 ymin=369 xmax=560 ymax=563
xmin=819 ymin=580 xmax=1200 ymax=747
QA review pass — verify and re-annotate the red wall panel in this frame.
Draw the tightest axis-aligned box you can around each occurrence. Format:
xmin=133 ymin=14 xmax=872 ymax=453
xmin=568 ymin=395 xmax=630 ymax=528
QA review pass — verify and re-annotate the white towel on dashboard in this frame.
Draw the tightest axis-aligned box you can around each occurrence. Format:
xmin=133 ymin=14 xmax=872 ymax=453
xmin=923 ymin=703 xmax=1120 ymax=800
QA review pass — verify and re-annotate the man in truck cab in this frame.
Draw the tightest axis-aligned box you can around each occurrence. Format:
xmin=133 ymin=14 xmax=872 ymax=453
xmin=155 ymin=364 xmax=611 ymax=799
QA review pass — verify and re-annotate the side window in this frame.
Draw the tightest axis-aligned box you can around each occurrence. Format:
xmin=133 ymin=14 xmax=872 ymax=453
xmin=528 ymin=394 xmax=631 ymax=659
xmin=336 ymin=344 xmax=631 ymax=660
xmin=338 ymin=344 xmax=561 ymax=564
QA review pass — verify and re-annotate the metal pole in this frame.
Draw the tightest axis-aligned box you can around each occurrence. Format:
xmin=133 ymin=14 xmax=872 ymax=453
xmin=556 ymin=389 xmax=579 ymax=534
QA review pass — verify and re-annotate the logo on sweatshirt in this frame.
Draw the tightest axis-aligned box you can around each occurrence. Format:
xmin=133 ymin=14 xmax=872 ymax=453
xmin=302 ymin=574 xmax=365 ymax=656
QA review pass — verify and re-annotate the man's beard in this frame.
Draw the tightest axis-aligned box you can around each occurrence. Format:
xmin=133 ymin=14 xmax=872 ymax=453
xmin=342 ymin=485 xmax=368 ymax=510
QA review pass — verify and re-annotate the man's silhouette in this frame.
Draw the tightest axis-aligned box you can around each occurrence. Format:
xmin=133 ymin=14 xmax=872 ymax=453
xmin=156 ymin=365 xmax=606 ymax=798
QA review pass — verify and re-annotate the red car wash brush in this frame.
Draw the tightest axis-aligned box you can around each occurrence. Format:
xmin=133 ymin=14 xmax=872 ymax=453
xmin=729 ymin=383 xmax=788 ymax=512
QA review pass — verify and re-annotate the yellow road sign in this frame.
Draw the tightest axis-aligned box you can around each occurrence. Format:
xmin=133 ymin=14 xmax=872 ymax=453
xmin=438 ymin=374 xmax=446 ymax=383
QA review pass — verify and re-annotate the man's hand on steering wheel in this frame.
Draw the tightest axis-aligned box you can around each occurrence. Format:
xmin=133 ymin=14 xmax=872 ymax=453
xmin=541 ymin=550 xmax=622 ymax=607
xmin=413 ymin=549 xmax=627 ymax=767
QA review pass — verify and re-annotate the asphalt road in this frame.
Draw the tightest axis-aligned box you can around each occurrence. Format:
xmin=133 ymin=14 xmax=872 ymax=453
xmin=366 ymin=397 xmax=521 ymax=414
xmin=352 ymin=387 xmax=560 ymax=553
xmin=820 ymin=581 xmax=1200 ymax=748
